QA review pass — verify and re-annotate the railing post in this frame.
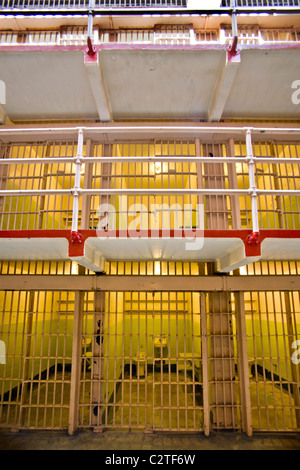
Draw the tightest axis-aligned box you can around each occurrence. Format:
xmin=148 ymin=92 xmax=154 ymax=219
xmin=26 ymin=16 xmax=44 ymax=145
xmin=228 ymin=0 xmax=239 ymax=58
xmin=245 ymin=128 xmax=260 ymax=245
xmin=68 ymin=279 xmax=85 ymax=435
xmin=231 ymin=0 xmax=238 ymax=38
xmin=87 ymin=0 xmax=96 ymax=56
xmin=71 ymin=128 xmax=84 ymax=236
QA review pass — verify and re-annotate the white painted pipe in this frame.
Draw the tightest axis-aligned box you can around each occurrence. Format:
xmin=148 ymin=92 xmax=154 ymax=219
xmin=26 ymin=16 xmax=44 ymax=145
xmin=0 ymin=188 xmax=298 ymax=197
xmin=0 ymin=125 xmax=298 ymax=136
xmin=0 ymin=156 xmax=298 ymax=165
xmin=87 ymin=0 xmax=95 ymax=39
xmin=246 ymin=128 xmax=260 ymax=234
xmin=0 ymin=189 xmax=71 ymax=196
xmin=0 ymin=156 xmax=246 ymax=164
xmin=71 ymin=128 xmax=84 ymax=233
xmin=231 ymin=0 xmax=238 ymax=38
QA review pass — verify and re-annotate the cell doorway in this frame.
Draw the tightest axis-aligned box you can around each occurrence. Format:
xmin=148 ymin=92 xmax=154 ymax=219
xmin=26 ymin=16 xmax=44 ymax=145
xmin=79 ymin=291 xmax=204 ymax=432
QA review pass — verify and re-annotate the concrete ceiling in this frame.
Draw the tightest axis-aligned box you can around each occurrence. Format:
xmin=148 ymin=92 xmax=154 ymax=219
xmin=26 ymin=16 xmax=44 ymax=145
xmin=0 ymin=50 xmax=98 ymax=121
xmin=224 ymin=48 xmax=300 ymax=119
xmin=0 ymin=44 xmax=299 ymax=123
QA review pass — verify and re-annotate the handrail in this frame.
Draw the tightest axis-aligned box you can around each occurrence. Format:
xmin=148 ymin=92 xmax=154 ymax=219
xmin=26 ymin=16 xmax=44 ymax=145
xmin=0 ymin=156 xmax=299 ymax=165
xmin=0 ymin=125 xmax=299 ymax=135
xmin=1 ymin=26 xmax=300 ymax=48
xmin=0 ymin=126 xmax=299 ymax=242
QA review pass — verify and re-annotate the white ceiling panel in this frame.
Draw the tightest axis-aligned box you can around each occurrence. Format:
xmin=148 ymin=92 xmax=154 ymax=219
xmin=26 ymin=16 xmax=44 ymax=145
xmin=0 ymin=46 xmax=299 ymax=122
xmin=0 ymin=50 xmax=98 ymax=121
xmin=223 ymin=49 xmax=300 ymax=119
xmin=98 ymin=49 xmax=225 ymax=119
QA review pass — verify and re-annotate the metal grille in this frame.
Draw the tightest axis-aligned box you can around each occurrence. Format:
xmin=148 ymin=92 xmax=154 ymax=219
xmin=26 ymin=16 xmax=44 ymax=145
xmin=89 ymin=139 xmax=236 ymax=232
xmin=223 ymin=25 xmax=300 ymax=45
xmin=96 ymin=0 xmax=187 ymax=6
xmin=0 ymin=0 xmax=299 ymax=9
xmin=105 ymin=260 xmax=200 ymax=275
xmin=0 ymin=0 xmax=187 ymax=9
xmin=1 ymin=26 xmax=300 ymax=47
xmin=240 ymin=261 xmax=300 ymax=432
xmin=0 ymin=141 xmax=77 ymax=231
xmin=1 ymin=136 xmax=299 ymax=232
xmin=99 ymin=28 xmax=154 ymax=44
xmin=195 ymin=29 xmax=219 ymax=43
xmin=0 ymin=260 xmax=299 ymax=433
xmin=223 ymin=24 xmax=261 ymax=45
xmin=206 ymin=293 xmax=242 ymax=430
xmin=245 ymin=290 xmax=300 ymax=431
xmin=221 ymin=0 xmax=300 ymax=6
xmin=78 ymin=289 xmax=204 ymax=431
xmin=261 ymin=28 xmax=300 ymax=42
xmin=0 ymin=289 xmax=74 ymax=430
xmin=90 ymin=140 xmax=209 ymax=232
xmin=234 ymin=141 xmax=300 ymax=230
xmin=153 ymin=24 xmax=192 ymax=44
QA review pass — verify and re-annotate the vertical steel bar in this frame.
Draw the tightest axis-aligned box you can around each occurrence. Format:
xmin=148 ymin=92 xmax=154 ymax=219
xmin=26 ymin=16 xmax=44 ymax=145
xmin=226 ymin=138 xmax=241 ymax=229
xmin=19 ymin=291 xmax=35 ymax=428
xmin=284 ymin=291 xmax=300 ymax=428
xmin=81 ymin=138 xmax=94 ymax=230
xmin=37 ymin=144 xmax=50 ymax=230
xmin=270 ymin=143 xmax=285 ymax=229
xmin=91 ymin=290 xmax=106 ymax=430
xmin=71 ymin=128 xmax=84 ymax=233
xmin=246 ymin=129 xmax=259 ymax=235
xmin=0 ymin=144 xmax=9 ymax=229
xmin=231 ymin=0 xmax=238 ymax=39
xmin=200 ymin=290 xmax=210 ymax=436
xmin=68 ymin=277 xmax=84 ymax=435
xmin=205 ymin=142 xmax=235 ymax=429
xmin=87 ymin=0 xmax=94 ymax=40
xmin=235 ymin=291 xmax=253 ymax=435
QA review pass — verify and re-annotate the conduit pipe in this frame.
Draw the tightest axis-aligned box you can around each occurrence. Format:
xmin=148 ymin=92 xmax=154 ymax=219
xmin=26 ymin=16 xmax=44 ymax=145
xmin=228 ymin=0 xmax=239 ymax=59
xmin=0 ymin=156 xmax=300 ymax=165
xmin=87 ymin=0 xmax=96 ymax=57
xmin=71 ymin=128 xmax=84 ymax=243
xmin=246 ymin=128 xmax=260 ymax=245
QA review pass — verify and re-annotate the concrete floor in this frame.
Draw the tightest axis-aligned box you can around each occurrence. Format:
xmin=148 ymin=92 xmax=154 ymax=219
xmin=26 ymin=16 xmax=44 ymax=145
xmin=0 ymin=429 xmax=299 ymax=451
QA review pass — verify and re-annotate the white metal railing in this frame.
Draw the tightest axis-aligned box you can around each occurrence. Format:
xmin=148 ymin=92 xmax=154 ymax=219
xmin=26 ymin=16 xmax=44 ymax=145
xmin=223 ymin=25 xmax=300 ymax=45
xmin=0 ymin=0 xmax=299 ymax=9
xmin=221 ymin=0 xmax=300 ymax=7
xmin=0 ymin=0 xmax=187 ymax=11
xmin=1 ymin=26 xmax=300 ymax=47
xmin=0 ymin=125 xmax=299 ymax=236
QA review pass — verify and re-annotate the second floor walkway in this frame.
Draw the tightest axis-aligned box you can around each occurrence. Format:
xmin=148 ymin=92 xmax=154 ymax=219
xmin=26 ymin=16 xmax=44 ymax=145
xmin=0 ymin=124 xmax=299 ymax=273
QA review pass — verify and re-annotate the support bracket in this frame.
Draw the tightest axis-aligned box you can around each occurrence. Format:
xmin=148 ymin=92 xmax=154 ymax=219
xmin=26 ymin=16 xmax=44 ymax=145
xmin=87 ymin=36 xmax=96 ymax=58
xmin=227 ymin=35 xmax=239 ymax=61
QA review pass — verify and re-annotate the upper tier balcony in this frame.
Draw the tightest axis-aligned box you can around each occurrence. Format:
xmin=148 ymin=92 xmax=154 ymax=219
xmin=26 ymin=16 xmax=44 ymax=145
xmin=0 ymin=21 xmax=300 ymax=124
xmin=0 ymin=124 xmax=299 ymax=273
xmin=1 ymin=24 xmax=300 ymax=47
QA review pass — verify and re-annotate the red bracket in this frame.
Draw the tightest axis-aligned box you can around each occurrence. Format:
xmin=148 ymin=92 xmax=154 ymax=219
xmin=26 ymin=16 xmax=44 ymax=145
xmin=246 ymin=231 xmax=260 ymax=247
xmin=227 ymin=36 xmax=239 ymax=61
xmin=70 ymin=231 xmax=83 ymax=245
xmin=87 ymin=36 xmax=96 ymax=57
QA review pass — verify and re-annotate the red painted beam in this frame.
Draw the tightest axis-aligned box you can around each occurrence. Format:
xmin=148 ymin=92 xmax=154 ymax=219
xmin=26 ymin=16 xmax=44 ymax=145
xmin=1 ymin=229 xmax=299 ymax=259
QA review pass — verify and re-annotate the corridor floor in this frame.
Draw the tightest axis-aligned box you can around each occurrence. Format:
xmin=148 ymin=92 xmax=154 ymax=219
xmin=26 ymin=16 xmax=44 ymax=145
xmin=0 ymin=428 xmax=299 ymax=450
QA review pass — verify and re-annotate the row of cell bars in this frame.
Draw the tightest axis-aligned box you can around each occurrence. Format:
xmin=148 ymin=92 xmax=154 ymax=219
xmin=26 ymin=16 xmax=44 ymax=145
xmin=221 ymin=0 xmax=300 ymax=6
xmin=1 ymin=26 xmax=299 ymax=46
xmin=0 ymin=0 xmax=187 ymax=9
xmin=0 ymin=0 xmax=299 ymax=9
xmin=0 ymin=260 xmax=299 ymax=432
xmin=0 ymin=140 xmax=299 ymax=231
